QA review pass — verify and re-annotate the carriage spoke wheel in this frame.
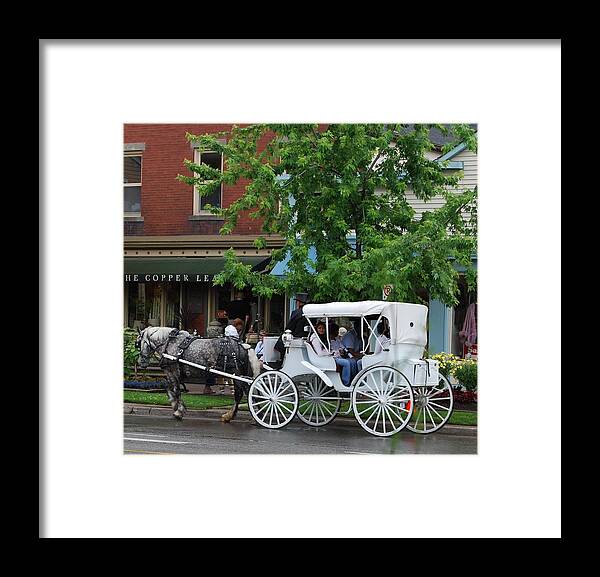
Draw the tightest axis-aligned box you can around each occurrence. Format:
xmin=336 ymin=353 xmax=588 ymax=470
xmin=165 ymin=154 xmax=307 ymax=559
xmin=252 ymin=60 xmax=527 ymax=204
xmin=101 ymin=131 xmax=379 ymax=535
xmin=351 ymin=367 xmax=414 ymax=437
xmin=248 ymin=371 xmax=298 ymax=429
xmin=406 ymin=373 xmax=454 ymax=434
xmin=297 ymin=376 xmax=341 ymax=427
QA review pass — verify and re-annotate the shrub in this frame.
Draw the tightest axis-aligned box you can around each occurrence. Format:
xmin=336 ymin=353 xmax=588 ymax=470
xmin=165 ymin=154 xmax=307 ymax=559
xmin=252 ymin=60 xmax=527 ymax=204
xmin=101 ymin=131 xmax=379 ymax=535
xmin=453 ymin=359 xmax=477 ymax=391
xmin=124 ymin=328 xmax=140 ymax=377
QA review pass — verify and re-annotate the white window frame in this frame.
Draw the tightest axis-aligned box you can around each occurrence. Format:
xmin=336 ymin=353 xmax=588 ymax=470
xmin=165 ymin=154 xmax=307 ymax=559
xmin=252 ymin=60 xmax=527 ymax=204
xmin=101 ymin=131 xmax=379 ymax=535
xmin=193 ymin=149 xmax=223 ymax=215
xmin=124 ymin=152 xmax=142 ymax=217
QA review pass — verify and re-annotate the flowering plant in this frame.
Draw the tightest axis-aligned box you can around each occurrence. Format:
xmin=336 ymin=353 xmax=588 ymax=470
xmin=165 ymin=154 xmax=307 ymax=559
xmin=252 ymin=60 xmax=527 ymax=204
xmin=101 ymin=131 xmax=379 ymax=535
xmin=430 ymin=352 xmax=478 ymax=392
xmin=430 ymin=352 xmax=461 ymax=378
xmin=453 ymin=389 xmax=477 ymax=404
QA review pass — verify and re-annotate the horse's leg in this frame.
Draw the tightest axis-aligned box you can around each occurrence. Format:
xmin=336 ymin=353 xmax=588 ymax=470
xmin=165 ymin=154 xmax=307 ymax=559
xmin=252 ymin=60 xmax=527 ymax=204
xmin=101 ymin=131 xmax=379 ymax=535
xmin=165 ymin=366 xmax=185 ymax=420
xmin=177 ymin=364 xmax=188 ymax=393
xmin=221 ymin=381 xmax=245 ymax=423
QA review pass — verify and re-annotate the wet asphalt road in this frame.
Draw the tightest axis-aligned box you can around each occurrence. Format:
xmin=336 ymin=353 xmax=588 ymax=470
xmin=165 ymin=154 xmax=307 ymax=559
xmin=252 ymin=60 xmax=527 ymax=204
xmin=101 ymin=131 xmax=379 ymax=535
xmin=124 ymin=413 xmax=477 ymax=454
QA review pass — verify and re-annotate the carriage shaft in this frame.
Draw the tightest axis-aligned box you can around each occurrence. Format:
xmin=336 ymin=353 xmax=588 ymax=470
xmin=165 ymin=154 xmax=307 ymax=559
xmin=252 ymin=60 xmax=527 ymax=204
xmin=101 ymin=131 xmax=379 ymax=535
xmin=162 ymin=353 xmax=253 ymax=384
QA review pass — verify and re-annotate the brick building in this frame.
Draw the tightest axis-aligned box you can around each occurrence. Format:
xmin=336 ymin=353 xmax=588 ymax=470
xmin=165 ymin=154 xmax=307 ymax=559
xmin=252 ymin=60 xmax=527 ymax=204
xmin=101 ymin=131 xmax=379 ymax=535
xmin=123 ymin=124 xmax=287 ymax=336
xmin=124 ymin=123 xmax=477 ymax=355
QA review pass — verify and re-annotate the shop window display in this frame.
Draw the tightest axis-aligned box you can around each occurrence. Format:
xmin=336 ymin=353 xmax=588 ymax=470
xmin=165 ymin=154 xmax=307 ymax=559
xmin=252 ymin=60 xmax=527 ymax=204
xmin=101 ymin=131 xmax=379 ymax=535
xmin=164 ymin=282 xmax=180 ymax=328
xmin=184 ymin=284 xmax=208 ymax=335
xmin=144 ymin=284 xmax=162 ymax=326
xmin=452 ymin=279 xmax=477 ymax=357
xmin=127 ymin=282 xmax=145 ymax=329
xmin=127 ymin=282 xmax=181 ymax=329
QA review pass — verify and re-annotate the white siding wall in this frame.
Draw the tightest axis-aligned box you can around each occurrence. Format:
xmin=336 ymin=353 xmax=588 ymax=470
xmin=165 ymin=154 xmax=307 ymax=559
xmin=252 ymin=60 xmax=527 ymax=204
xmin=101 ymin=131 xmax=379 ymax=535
xmin=406 ymin=148 xmax=478 ymax=218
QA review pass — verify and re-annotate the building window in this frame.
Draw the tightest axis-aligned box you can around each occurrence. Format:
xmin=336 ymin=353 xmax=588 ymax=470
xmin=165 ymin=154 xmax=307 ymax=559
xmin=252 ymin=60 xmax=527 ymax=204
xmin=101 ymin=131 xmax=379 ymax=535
xmin=193 ymin=150 xmax=223 ymax=214
xmin=124 ymin=153 xmax=142 ymax=215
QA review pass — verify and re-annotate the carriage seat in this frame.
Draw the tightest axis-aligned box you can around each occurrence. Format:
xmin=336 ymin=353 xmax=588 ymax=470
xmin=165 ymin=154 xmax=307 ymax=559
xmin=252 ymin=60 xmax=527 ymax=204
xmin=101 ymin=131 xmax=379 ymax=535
xmin=304 ymin=340 xmax=337 ymax=371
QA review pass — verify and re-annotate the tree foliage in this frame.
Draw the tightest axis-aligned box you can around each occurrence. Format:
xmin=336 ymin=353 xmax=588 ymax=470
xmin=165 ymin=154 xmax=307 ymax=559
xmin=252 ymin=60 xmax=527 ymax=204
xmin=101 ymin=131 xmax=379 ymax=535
xmin=178 ymin=124 xmax=477 ymax=306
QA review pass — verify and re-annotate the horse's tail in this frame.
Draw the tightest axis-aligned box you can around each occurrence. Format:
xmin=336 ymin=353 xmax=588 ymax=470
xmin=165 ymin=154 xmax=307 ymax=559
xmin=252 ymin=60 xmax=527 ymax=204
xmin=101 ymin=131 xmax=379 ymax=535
xmin=246 ymin=347 xmax=261 ymax=378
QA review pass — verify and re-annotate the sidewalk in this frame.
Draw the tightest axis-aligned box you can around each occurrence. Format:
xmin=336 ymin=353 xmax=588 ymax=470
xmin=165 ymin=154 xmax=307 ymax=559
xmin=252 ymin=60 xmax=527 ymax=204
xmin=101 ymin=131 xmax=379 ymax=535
xmin=124 ymin=402 xmax=477 ymax=437
xmin=182 ymin=382 xmax=235 ymax=395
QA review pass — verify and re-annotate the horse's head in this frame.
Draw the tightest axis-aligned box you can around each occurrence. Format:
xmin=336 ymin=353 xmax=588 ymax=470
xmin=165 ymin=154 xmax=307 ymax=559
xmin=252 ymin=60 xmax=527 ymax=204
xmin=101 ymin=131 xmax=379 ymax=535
xmin=135 ymin=327 xmax=143 ymax=349
xmin=136 ymin=327 xmax=155 ymax=369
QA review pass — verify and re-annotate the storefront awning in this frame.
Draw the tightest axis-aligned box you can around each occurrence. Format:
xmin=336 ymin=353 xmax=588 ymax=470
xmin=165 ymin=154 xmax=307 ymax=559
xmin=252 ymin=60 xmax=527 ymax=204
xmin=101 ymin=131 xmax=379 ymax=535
xmin=124 ymin=256 xmax=270 ymax=282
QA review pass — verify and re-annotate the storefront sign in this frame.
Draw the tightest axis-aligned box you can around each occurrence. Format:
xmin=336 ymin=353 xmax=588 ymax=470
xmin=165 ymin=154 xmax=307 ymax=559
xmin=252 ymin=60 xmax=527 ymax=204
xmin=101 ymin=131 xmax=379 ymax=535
xmin=124 ymin=274 xmax=215 ymax=282
xmin=463 ymin=343 xmax=478 ymax=359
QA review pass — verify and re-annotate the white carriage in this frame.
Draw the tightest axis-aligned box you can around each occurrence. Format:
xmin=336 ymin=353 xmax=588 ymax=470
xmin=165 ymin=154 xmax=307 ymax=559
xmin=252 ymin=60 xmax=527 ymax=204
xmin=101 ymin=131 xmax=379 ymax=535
xmin=247 ymin=301 xmax=454 ymax=436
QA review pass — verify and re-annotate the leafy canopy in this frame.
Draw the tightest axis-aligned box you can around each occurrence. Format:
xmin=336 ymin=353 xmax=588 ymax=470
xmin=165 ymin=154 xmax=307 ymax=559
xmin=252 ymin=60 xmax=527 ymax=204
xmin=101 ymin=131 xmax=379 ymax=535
xmin=178 ymin=124 xmax=477 ymax=306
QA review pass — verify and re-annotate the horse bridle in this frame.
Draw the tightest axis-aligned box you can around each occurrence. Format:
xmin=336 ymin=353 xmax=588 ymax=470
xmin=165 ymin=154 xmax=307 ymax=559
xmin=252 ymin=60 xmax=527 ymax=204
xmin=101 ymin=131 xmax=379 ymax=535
xmin=139 ymin=327 xmax=166 ymax=360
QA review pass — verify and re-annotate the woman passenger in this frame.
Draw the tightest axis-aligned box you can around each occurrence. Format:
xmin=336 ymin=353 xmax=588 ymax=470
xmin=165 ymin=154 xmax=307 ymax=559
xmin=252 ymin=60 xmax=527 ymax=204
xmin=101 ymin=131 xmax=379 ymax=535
xmin=309 ymin=320 xmax=356 ymax=387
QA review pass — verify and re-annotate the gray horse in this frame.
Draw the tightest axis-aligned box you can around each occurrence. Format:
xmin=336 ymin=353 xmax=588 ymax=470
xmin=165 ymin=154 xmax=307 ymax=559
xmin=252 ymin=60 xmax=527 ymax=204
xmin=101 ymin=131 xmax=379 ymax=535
xmin=135 ymin=327 xmax=261 ymax=421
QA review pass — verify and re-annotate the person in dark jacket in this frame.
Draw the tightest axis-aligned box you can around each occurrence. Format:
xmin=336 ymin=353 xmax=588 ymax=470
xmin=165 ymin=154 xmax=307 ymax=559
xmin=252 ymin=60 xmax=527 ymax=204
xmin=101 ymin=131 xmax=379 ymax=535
xmin=226 ymin=291 xmax=252 ymax=340
xmin=274 ymin=293 xmax=309 ymax=355
xmin=286 ymin=294 xmax=310 ymax=337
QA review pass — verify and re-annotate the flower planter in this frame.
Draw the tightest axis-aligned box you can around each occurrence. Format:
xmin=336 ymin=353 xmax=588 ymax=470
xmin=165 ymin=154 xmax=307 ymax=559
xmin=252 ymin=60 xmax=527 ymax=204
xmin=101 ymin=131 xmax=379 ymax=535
xmin=452 ymin=388 xmax=477 ymax=410
xmin=124 ymin=380 xmax=166 ymax=390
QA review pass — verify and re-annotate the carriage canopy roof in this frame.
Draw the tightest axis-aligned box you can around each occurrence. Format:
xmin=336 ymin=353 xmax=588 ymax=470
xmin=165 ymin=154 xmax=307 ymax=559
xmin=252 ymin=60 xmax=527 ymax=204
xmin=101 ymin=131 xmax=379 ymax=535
xmin=303 ymin=301 xmax=427 ymax=319
xmin=302 ymin=301 xmax=429 ymax=347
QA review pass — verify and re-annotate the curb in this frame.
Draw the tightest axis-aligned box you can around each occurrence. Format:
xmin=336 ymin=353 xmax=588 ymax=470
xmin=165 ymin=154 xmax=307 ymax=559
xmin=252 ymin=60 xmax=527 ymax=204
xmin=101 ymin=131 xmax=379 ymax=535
xmin=124 ymin=403 xmax=477 ymax=437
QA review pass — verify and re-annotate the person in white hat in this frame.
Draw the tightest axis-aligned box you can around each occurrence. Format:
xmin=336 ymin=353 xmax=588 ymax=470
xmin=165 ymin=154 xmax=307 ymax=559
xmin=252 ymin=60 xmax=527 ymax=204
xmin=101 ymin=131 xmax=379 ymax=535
xmin=225 ymin=324 xmax=240 ymax=340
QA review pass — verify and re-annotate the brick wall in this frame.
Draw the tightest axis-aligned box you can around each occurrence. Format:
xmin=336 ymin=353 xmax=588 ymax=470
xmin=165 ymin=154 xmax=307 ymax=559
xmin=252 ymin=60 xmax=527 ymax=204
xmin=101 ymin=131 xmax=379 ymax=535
xmin=124 ymin=220 xmax=144 ymax=235
xmin=123 ymin=124 xmax=271 ymax=236
xmin=189 ymin=220 xmax=222 ymax=235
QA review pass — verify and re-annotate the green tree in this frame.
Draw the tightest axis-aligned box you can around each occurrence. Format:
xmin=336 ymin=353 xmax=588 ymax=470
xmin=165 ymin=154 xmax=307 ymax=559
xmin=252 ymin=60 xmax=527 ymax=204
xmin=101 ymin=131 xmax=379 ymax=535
xmin=178 ymin=124 xmax=477 ymax=306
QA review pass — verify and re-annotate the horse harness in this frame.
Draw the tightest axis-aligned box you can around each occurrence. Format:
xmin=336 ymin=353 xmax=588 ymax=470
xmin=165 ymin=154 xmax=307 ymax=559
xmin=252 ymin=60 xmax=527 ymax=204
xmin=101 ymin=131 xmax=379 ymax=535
xmin=161 ymin=328 xmax=248 ymax=375
xmin=216 ymin=334 xmax=248 ymax=376
xmin=158 ymin=329 xmax=200 ymax=368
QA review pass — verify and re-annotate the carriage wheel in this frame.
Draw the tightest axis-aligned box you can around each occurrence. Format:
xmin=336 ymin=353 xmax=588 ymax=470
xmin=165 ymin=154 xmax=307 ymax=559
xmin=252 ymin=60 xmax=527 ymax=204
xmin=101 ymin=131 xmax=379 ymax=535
xmin=296 ymin=375 xmax=341 ymax=427
xmin=351 ymin=366 xmax=414 ymax=437
xmin=406 ymin=373 xmax=454 ymax=434
xmin=248 ymin=371 xmax=299 ymax=429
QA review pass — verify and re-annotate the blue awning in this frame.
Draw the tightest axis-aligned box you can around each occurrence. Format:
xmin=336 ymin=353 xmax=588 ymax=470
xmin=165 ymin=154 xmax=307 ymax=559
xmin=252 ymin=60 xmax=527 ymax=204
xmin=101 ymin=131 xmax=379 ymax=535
xmin=269 ymin=236 xmax=356 ymax=277
xmin=270 ymin=246 xmax=317 ymax=277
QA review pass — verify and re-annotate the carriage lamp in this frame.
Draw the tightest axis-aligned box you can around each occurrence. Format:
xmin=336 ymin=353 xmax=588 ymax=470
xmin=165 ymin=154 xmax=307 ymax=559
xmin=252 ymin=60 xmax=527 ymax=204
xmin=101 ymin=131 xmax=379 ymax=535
xmin=282 ymin=329 xmax=293 ymax=348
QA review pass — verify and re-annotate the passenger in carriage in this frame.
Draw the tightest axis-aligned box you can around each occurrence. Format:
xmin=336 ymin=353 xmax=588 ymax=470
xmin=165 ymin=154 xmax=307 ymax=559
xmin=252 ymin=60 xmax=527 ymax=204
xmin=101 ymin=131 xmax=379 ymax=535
xmin=329 ymin=325 xmax=345 ymax=355
xmin=374 ymin=317 xmax=391 ymax=354
xmin=343 ymin=318 xmax=372 ymax=375
xmin=309 ymin=320 xmax=356 ymax=386
xmin=356 ymin=317 xmax=391 ymax=371
xmin=330 ymin=324 xmax=359 ymax=382
xmin=342 ymin=319 xmax=364 ymax=374
xmin=342 ymin=319 xmax=366 ymax=361
xmin=254 ymin=329 xmax=267 ymax=371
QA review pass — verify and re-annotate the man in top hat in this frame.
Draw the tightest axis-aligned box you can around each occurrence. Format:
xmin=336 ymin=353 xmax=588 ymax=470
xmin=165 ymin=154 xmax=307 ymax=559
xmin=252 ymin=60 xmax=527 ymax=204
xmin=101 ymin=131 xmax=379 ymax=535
xmin=286 ymin=293 xmax=310 ymax=337
xmin=274 ymin=293 xmax=310 ymax=356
